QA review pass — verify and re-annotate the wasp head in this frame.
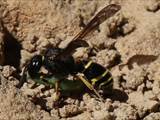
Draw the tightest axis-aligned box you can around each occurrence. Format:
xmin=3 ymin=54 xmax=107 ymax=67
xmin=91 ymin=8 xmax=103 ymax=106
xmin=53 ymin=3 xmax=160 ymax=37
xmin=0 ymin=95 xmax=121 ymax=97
xmin=27 ymin=55 xmax=43 ymax=77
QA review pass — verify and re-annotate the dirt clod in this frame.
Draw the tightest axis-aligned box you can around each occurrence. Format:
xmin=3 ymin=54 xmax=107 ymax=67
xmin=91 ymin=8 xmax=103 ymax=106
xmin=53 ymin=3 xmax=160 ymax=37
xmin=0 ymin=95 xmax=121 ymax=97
xmin=1 ymin=0 xmax=160 ymax=119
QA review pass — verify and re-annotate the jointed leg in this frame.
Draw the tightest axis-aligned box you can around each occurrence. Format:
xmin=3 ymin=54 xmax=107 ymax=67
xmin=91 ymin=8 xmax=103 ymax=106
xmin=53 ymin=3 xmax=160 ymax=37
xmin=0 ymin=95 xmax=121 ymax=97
xmin=76 ymin=74 xmax=103 ymax=101
xmin=53 ymin=81 xmax=61 ymax=102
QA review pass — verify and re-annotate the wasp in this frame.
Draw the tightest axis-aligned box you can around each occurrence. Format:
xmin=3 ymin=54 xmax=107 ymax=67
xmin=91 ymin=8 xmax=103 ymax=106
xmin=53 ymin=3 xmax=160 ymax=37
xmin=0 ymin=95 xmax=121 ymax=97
xmin=17 ymin=4 xmax=121 ymax=101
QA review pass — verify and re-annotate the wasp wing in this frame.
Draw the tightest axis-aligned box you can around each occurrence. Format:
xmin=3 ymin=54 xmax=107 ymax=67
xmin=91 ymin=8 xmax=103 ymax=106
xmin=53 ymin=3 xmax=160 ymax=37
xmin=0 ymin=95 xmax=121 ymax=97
xmin=72 ymin=4 xmax=121 ymax=41
xmin=56 ymin=4 xmax=121 ymax=61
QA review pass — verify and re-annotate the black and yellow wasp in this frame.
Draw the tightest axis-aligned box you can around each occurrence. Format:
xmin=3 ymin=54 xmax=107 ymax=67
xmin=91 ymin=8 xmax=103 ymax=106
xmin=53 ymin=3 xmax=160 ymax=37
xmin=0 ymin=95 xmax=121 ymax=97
xmin=17 ymin=4 xmax=121 ymax=101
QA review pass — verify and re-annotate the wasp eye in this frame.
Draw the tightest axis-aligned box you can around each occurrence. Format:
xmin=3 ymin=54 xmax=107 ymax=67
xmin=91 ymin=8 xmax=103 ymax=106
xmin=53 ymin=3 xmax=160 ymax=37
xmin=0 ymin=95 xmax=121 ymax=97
xmin=28 ymin=55 xmax=43 ymax=77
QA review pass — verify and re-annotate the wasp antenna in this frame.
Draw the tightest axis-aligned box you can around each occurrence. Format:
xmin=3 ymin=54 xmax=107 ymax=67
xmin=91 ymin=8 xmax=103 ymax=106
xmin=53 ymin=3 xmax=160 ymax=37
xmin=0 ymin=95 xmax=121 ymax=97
xmin=16 ymin=66 xmax=28 ymax=88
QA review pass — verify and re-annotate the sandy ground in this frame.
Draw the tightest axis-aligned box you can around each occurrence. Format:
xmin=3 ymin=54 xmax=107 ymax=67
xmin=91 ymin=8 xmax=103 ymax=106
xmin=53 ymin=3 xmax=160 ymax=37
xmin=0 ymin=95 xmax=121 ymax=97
xmin=0 ymin=0 xmax=160 ymax=120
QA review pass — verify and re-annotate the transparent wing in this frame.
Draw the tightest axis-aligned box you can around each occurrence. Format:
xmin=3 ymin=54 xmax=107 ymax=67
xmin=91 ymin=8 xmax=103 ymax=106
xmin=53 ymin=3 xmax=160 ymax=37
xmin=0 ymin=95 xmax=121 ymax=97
xmin=72 ymin=4 xmax=121 ymax=41
xmin=56 ymin=4 xmax=121 ymax=60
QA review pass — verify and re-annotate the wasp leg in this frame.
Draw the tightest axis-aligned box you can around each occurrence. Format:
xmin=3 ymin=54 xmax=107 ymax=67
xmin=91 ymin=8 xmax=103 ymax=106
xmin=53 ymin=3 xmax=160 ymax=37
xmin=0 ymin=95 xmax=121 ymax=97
xmin=53 ymin=81 xmax=61 ymax=102
xmin=76 ymin=74 xmax=104 ymax=102
xmin=52 ymin=81 xmax=62 ymax=108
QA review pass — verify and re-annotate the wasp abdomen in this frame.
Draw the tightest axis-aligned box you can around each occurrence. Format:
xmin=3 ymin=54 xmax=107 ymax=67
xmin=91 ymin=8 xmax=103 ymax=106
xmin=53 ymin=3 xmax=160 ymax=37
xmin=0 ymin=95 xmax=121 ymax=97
xmin=82 ymin=61 xmax=113 ymax=89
